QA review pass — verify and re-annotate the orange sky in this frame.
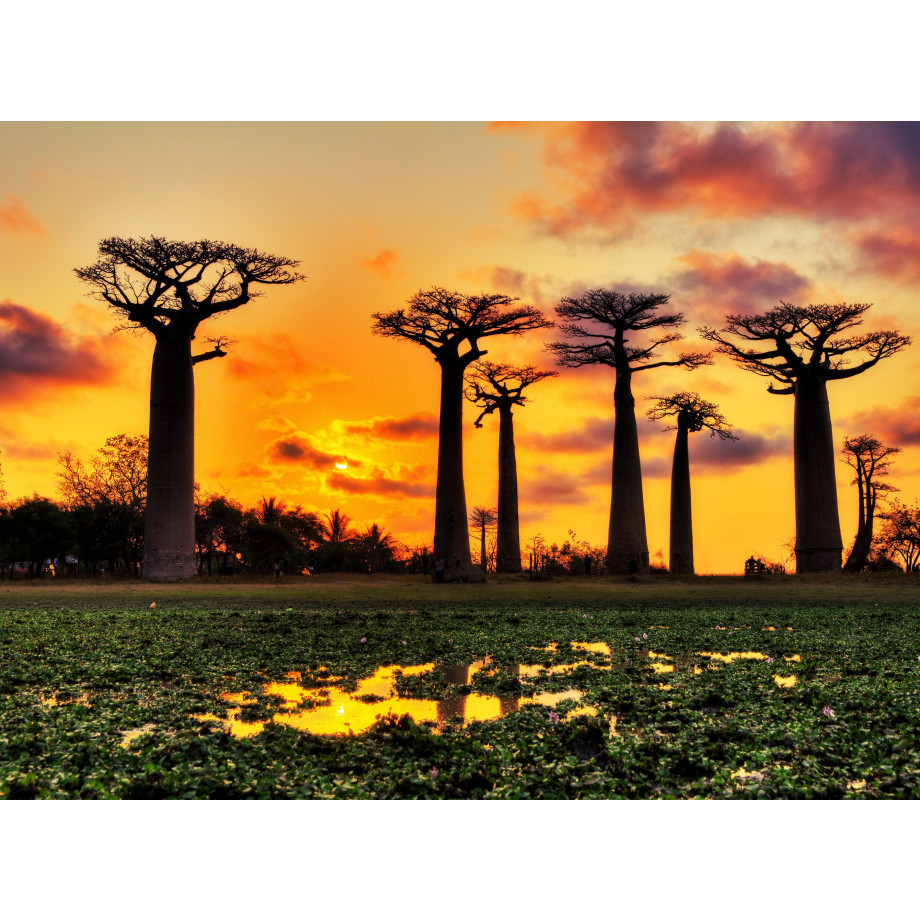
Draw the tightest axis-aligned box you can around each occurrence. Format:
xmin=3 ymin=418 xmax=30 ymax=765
xmin=2 ymin=121 xmax=920 ymax=573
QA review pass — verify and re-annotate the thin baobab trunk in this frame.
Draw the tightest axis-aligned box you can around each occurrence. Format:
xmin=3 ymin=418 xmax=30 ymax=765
xmin=496 ymin=405 xmax=523 ymax=573
xmin=145 ymin=329 xmax=197 ymax=581
xmin=434 ymin=361 xmax=483 ymax=582
xmin=669 ymin=420 xmax=693 ymax=574
xmin=608 ymin=373 xmax=649 ymax=574
xmin=793 ymin=373 xmax=843 ymax=573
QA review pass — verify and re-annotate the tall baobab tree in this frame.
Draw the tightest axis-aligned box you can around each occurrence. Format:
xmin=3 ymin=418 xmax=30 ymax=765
xmin=75 ymin=237 xmax=304 ymax=582
xmin=468 ymin=505 xmax=497 ymax=574
xmin=372 ymin=288 xmax=552 ymax=582
xmin=841 ymin=434 xmax=900 ymax=573
xmin=700 ymin=302 xmax=910 ymax=573
xmin=646 ymin=392 xmax=737 ymax=575
xmin=547 ymin=290 xmax=711 ymax=574
xmin=466 ymin=361 xmax=557 ymax=573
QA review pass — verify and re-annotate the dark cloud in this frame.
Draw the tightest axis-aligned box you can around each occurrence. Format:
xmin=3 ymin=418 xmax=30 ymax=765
xmin=0 ymin=301 xmax=115 ymax=402
xmin=842 ymin=397 xmax=920 ymax=446
xmin=265 ymin=433 xmax=344 ymax=468
xmin=519 ymin=466 xmax=593 ymax=506
xmin=667 ymin=250 xmax=814 ymax=325
xmin=644 ymin=427 xmax=790 ymax=478
xmin=327 ymin=469 xmax=435 ymax=499
xmin=494 ymin=122 xmax=920 ymax=257
xmin=520 ymin=416 xmax=613 ymax=454
xmin=341 ymin=413 xmax=439 ymax=441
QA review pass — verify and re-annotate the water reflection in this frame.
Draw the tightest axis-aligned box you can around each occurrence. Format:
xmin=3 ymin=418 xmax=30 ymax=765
xmin=194 ymin=660 xmax=598 ymax=739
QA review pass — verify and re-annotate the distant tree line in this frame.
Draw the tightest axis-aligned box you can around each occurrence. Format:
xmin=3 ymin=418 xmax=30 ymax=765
xmin=0 ymin=436 xmax=428 ymax=579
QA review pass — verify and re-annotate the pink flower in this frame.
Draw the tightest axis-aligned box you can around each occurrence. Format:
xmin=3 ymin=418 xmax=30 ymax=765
xmin=402 ymin=640 xmax=407 ymax=645
xmin=823 ymin=706 xmax=835 ymax=718
xmin=642 ymin=633 xmax=648 ymax=639
xmin=548 ymin=711 xmax=561 ymax=723
xmin=430 ymin=767 xmax=439 ymax=779
xmin=360 ymin=637 xmax=366 ymax=643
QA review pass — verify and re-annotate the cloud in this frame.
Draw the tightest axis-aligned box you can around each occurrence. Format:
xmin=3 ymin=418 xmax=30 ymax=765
xmin=337 ymin=413 xmax=439 ymax=441
xmin=668 ymin=250 xmax=814 ymax=325
xmin=0 ymin=194 xmax=44 ymax=236
xmin=327 ymin=467 xmax=435 ymax=499
xmin=0 ymin=301 xmax=116 ymax=403
xmin=842 ymin=397 xmax=920 ymax=446
xmin=643 ymin=426 xmax=791 ymax=478
xmin=519 ymin=465 xmax=594 ymax=506
xmin=519 ymin=416 xmax=613 ymax=454
xmin=494 ymin=122 xmax=920 ymax=248
xmin=265 ymin=432 xmax=347 ymax=469
xmin=360 ymin=248 xmax=405 ymax=280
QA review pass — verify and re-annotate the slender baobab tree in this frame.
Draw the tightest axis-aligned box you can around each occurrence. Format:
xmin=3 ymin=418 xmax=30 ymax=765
xmin=646 ymin=392 xmax=737 ymax=575
xmin=841 ymin=434 xmax=900 ymax=573
xmin=372 ymin=288 xmax=552 ymax=582
xmin=75 ymin=237 xmax=304 ymax=581
xmin=468 ymin=505 xmax=497 ymax=574
xmin=548 ymin=290 xmax=711 ymax=574
xmin=466 ymin=361 xmax=557 ymax=573
xmin=700 ymin=303 xmax=910 ymax=573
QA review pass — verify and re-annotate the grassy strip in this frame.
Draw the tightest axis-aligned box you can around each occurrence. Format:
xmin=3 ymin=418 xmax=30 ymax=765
xmin=1 ymin=579 xmax=919 ymax=799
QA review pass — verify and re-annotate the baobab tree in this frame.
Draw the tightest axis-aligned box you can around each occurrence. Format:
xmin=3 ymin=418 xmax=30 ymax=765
xmin=372 ymin=288 xmax=552 ymax=582
xmin=841 ymin=434 xmax=900 ymax=573
xmin=700 ymin=303 xmax=910 ymax=573
xmin=646 ymin=392 xmax=737 ymax=575
xmin=75 ymin=237 xmax=304 ymax=582
xmin=466 ymin=361 xmax=557 ymax=573
xmin=468 ymin=505 xmax=497 ymax=574
xmin=547 ymin=290 xmax=711 ymax=574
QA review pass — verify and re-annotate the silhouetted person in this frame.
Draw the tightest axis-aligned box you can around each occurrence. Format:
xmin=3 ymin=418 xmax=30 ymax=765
xmin=435 ymin=558 xmax=445 ymax=583
xmin=273 ymin=560 xmax=282 ymax=582
xmin=628 ymin=557 xmax=639 ymax=576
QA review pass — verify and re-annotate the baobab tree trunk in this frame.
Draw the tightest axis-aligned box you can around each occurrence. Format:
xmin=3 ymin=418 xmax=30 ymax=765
xmin=793 ymin=374 xmax=843 ymax=573
xmin=669 ymin=421 xmax=694 ymax=575
xmin=144 ymin=329 xmax=197 ymax=582
xmin=607 ymin=376 xmax=650 ymax=574
xmin=496 ymin=405 xmax=523 ymax=573
xmin=433 ymin=360 xmax=484 ymax=582
xmin=844 ymin=484 xmax=875 ymax=572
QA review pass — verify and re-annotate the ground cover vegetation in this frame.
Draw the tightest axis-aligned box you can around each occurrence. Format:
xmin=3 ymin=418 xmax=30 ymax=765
xmin=2 ymin=580 xmax=918 ymax=799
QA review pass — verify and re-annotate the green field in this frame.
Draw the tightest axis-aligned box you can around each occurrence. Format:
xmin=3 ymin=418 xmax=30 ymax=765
xmin=2 ymin=574 xmax=919 ymax=799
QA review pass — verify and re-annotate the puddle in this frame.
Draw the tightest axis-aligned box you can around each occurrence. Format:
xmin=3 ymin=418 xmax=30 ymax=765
xmin=190 ymin=638 xmax=801 ymax=740
xmin=194 ymin=661 xmax=601 ymax=739
xmin=40 ymin=692 xmax=90 ymax=708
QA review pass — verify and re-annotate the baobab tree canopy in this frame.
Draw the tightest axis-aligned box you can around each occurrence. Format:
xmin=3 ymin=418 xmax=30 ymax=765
xmin=75 ymin=236 xmax=304 ymax=339
xmin=700 ymin=302 xmax=911 ymax=573
xmin=548 ymin=289 xmax=711 ymax=574
xmin=647 ymin=392 xmax=736 ymax=576
xmin=372 ymin=288 xmax=552 ymax=582
xmin=75 ymin=236 xmax=305 ymax=582
xmin=466 ymin=362 xmax=557 ymax=573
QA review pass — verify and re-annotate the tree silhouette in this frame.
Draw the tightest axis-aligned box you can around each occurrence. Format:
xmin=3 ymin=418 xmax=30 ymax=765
xmin=700 ymin=303 xmax=910 ymax=572
xmin=372 ymin=288 xmax=552 ymax=582
xmin=468 ymin=505 xmax=498 ymax=574
xmin=58 ymin=434 xmax=149 ymax=576
xmin=646 ymin=392 xmax=737 ymax=575
xmin=876 ymin=499 xmax=920 ymax=572
xmin=548 ymin=290 xmax=711 ymax=574
xmin=75 ymin=237 xmax=304 ymax=582
xmin=466 ymin=362 xmax=557 ymax=573
xmin=841 ymin=434 xmax=900 ymax=573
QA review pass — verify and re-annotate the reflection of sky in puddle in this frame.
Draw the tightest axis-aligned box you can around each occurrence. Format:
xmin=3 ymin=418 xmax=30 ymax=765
xmin=194 ymin=661 xmax=600 ymax=739
xmin=191 ymin=636 xmax=801 ymax=739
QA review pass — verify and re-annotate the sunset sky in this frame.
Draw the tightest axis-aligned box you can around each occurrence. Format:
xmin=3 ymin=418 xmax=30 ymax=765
xmin=2 ymin=120 xmax=920 ymax=573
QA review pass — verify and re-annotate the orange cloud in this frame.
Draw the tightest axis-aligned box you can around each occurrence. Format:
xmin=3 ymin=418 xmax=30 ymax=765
xmin=842 ymin=397 xmax=920 ymax=446
xmin=0 ymin=194 xmax=44 ymax=236
xmin=265 ymin=432 xmax=349 ymax=469
xmin=360 ymin=248 xmax=404 ymax=280
xmin=327 ymin=467 xmax=435 ymax=499
xmin=0 ymin=301 xmax=116 ymax=403
xmin=338 ymin=413 xmax=439 ymax=441
xmin=669 ymin=250 xmax=814 ymax=326
xmin=495 ymin=122 xmax=920 ymax=248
